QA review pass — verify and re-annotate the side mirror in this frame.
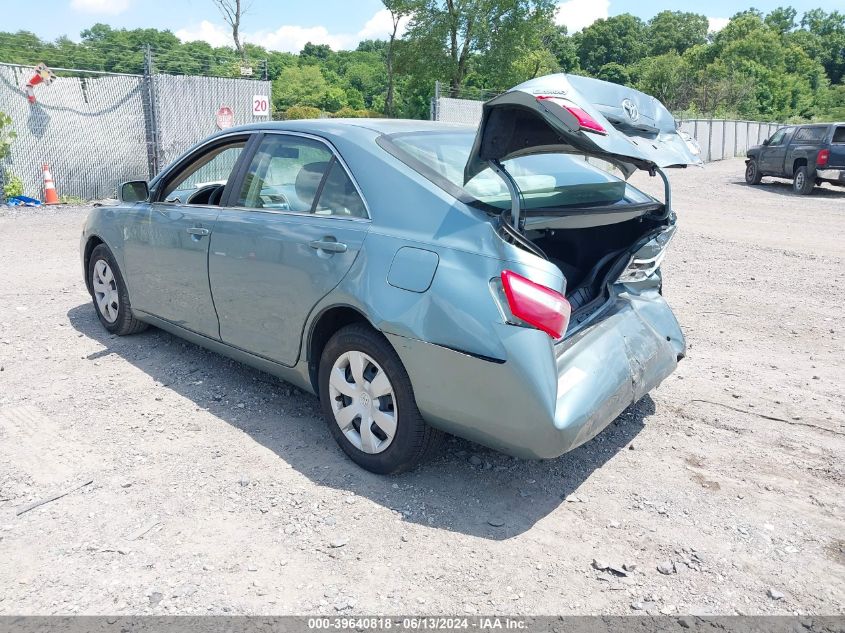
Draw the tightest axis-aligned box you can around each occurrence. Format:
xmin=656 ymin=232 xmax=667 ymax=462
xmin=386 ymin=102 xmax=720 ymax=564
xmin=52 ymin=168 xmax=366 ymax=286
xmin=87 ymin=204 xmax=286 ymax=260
xmin=120 ymin=180 xmax=149 ymax=203
xmin=762 ymin=138 xmax=770 ymax=146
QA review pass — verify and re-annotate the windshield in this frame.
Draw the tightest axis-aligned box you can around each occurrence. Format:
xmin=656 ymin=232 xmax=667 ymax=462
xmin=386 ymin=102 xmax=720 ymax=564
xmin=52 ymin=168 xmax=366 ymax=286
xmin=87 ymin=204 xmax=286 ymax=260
xmin=386 ymin=131 xmax=656 ymax=211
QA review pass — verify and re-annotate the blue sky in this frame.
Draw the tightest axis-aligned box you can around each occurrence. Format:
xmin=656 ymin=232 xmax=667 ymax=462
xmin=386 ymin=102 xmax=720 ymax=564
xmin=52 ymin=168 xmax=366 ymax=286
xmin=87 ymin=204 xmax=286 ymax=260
xmin=1 ymin=0 xmax=832 ymax=52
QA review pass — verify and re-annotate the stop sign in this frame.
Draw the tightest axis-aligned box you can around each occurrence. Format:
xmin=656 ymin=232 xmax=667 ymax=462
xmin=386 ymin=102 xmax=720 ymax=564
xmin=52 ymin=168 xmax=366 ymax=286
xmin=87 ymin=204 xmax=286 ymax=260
xmin=216 ymin=106 xmax=234 ymax=129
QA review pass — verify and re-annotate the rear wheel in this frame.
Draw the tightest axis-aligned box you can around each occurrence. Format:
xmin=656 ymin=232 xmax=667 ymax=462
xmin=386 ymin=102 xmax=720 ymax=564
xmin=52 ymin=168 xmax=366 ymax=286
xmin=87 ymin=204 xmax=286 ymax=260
xmin=745 ymin=159 xmax=762 ymax=184
xmin=88 ymin=244 xmax=148 ymax=335
xmin=318 ymin=323 xmax=441 ymax=474
xmin=793 ymin=166 xmax=815 ymax=195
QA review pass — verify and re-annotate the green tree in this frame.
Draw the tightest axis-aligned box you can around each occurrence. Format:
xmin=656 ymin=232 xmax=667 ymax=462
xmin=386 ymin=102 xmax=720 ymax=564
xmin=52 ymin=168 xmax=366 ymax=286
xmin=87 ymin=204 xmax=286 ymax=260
xmin=631 ymin=52 xmax=693 ymax=111
xmin=575 ymin=14 xmax=646 ymax=75
xmin=399 ymin=0 xmax=556 ymax=96
xmin=272 ymin=65 xmax=328 ymax=110
xmin=544 ymin=25 xmax=579 ymax=72
xmin=382 ymin=0 xmax=415 ymax=116
xmin=647 ymin=11 xmax=708 ymax=56
xmin=596 ymin=62 xmax=629 ymax=85
xmin=764 ymin=7 xmax=798 ymax=34
xmin=799 ymin=9 xmax=845 ymax=84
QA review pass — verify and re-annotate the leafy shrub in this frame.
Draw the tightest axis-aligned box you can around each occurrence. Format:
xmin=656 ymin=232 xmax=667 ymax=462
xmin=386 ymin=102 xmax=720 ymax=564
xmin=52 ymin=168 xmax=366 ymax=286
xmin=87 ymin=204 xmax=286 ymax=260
xmin=3 ymin=171 xmax=23 ymax=199
xmin=330 ymin=107 xmax=385 ymax=119
xmin=283 ymin=105 xmax=323 ymax=120
xmin=0 ymin=112 xmax=14 ymax=161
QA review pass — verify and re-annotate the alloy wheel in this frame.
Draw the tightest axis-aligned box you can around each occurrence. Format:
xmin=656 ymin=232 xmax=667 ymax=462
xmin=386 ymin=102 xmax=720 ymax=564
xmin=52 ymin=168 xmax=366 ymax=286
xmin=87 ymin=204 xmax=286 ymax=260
xmin=92 ymin=259 xmax=119 ymax=323
xmin=328 ymin=350 xmax=398 ymax=454
xmin=795 ymin=171 xmax=805 ymax=190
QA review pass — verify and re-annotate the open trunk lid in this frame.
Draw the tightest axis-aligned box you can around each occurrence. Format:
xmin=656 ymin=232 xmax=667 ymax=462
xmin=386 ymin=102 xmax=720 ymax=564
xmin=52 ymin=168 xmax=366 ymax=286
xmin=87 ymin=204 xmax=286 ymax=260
xmin=464 ymin=74 xmax=702 ymax=183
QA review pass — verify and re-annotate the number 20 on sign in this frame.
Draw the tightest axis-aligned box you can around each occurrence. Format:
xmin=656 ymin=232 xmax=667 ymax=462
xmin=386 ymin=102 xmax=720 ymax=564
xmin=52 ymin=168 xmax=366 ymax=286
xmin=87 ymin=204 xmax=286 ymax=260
xmin=253 ymin=95 xmax=269 ymax=116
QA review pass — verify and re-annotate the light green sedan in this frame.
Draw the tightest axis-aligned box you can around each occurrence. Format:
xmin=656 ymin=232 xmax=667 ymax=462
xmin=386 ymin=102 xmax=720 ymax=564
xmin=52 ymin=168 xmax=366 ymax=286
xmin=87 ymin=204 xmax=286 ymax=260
xmin=81 ymin=74 xmax=700 ymax=473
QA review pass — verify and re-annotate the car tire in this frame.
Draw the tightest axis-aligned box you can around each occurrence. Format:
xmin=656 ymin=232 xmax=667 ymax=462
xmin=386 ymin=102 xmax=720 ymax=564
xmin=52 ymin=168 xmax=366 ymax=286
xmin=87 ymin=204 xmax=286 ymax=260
xmin=318 ymin=323 xmax=442 ymax=474
xmin=745 ymin=159 xmax=762 ymax=185
xmin=88 ymin=243 xmax=148 ymax=335
xmin=793 ymin=166 xmax=815 ymax=195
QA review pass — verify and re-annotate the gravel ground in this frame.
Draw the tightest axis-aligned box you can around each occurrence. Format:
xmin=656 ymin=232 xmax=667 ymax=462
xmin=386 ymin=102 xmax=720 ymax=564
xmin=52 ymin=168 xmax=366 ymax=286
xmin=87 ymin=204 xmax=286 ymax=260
xmin=0 ymin=158 xmax=843 ymax=616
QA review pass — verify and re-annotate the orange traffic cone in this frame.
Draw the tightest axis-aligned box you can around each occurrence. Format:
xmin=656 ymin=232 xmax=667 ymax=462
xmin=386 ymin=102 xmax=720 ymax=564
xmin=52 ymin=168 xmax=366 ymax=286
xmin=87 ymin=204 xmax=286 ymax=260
xmin=42 ymin=164 xmax=60 ymax=205
xmin=25 ymin=63 xmax=55 ymax=104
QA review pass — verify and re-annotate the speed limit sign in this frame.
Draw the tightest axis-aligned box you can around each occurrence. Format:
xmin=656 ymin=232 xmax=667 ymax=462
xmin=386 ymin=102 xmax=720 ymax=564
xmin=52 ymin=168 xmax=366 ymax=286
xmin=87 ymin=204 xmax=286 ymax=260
xmin=252 ymin=95 xmax=269 ymax=116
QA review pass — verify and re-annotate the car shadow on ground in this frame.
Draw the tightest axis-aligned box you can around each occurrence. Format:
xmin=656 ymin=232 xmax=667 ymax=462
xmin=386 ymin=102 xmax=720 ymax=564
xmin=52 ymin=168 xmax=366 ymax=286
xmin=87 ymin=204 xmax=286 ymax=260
xmin=68 ymin=303 xmax=652 ymax=540
xmin=731 ymin=178 xmax=845 ymax=198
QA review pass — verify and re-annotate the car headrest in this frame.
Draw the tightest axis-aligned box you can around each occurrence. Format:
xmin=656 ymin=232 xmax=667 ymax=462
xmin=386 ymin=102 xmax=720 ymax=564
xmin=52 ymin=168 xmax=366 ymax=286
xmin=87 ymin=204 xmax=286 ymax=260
xmin=295 ymin=161 xmax=330 ymax=208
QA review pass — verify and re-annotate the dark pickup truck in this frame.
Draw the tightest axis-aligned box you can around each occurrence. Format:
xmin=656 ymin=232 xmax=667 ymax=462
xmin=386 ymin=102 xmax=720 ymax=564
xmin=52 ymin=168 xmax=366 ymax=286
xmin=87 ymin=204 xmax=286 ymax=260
xmin=745 ymin=122 xmax=845 ymax=194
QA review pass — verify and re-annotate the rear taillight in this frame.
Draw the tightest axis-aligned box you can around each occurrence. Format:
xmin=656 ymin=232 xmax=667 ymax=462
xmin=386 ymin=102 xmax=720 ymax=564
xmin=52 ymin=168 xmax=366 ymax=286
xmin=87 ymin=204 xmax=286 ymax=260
xmin=501 ymin=270 xmax=571 ymax=339
xmin=617 ymin=226 xmax=676 ymax=283
xmin=536 ymin=96 xmax=607 ymax=135
xmin=817 ymin=149 xmax=830 ymax=167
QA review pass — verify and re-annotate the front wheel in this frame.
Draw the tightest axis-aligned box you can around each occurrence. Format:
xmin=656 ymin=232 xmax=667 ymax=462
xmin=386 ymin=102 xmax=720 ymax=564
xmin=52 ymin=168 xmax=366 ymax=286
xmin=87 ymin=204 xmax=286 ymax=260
xmin=745 ymin=159 xmax=762 ymax=184
xmin=88 ymin=243 xmax=148 ymax=335
xmin=318 ymin=323 xmax=441 ymax=474
xmin=793 ymin=166 xmax=815 ymax=195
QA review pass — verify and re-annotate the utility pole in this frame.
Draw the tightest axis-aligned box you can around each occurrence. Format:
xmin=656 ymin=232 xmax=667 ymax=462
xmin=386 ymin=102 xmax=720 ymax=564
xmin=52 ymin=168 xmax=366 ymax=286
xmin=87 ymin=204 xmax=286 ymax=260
xmin=142 ymin=45 xmax=160 ymax=177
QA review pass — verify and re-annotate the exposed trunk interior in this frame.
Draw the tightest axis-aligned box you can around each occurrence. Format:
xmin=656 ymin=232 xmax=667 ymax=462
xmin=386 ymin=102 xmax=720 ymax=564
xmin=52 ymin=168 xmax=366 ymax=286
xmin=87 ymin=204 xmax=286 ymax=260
xmin=526 ymin=215 xmax=667 ymax=312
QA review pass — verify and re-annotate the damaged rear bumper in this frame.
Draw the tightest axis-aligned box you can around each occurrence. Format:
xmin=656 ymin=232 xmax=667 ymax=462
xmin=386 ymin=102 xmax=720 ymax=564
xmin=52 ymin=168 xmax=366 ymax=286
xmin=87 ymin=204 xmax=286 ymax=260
xmin=386 ymin=287 xmax=684 ymax=459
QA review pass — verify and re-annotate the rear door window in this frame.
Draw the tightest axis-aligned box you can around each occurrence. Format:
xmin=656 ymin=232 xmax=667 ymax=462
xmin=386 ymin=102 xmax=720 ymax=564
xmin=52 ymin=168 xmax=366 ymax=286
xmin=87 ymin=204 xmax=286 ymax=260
xmin=794 ymin=127 xmax=827 ymax=142
xmin=235 ymin=135 xmax=333 ymax=211
xmin=234 ymin=135 xmax=367 ymax=218
xmin=833 ymin=127 xmax=845 ymax=144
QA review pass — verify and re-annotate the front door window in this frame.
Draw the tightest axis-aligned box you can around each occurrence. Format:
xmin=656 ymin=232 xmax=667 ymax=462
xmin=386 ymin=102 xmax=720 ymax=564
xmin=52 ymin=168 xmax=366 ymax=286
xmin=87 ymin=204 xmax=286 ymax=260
xmin=159 ymin=140 xmax=246 ymax=205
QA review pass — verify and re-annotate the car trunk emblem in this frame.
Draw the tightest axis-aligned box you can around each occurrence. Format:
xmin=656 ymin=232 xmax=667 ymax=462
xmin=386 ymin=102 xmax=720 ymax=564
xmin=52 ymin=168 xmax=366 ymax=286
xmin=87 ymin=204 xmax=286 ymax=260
xmin=622 ymin=99 xmax=639 ymax=122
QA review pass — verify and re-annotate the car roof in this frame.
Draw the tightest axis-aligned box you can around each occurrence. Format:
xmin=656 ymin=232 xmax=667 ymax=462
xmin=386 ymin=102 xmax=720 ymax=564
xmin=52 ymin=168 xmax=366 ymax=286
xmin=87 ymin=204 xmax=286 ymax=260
xmin=226 ymin=118 xmax=477 ymax=136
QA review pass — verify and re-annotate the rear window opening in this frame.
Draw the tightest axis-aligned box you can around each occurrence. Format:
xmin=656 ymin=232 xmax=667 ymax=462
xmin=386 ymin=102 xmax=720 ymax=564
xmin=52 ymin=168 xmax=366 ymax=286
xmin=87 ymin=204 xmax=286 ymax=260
xmin=383 ymin=130 xmax=656 ymax=212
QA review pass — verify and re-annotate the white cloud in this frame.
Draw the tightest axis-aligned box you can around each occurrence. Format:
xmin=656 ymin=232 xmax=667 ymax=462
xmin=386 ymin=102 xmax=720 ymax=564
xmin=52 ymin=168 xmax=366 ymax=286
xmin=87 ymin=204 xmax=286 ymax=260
xmin=707 ymin=17 xmax=729 ymax=33
xmin=357 ymin=8 xmax=410 ymax=41
xmin=555 ymin=0 xmax=609 ymax=33
xmin=70 ymin=0 xmax=130 ymax=14
xmin=176 ymin=8 xmax=412 ymax=54
xmin=175 ymin=20 xmax=232 ymax=48
xmin=251 ymin=25 xmax=355 ymax=53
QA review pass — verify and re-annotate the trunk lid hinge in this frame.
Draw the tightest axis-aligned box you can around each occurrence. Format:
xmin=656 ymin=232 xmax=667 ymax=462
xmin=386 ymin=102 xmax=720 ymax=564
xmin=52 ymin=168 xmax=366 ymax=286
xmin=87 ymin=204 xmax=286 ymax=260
xmin=649 ymin=165 xmax=672 ymax=220
xmin=488 ymin=159 xmax=524 ymax=232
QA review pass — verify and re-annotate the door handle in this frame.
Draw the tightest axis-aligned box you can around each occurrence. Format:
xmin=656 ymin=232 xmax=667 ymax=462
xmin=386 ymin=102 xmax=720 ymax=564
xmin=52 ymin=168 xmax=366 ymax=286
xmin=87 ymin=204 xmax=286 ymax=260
xmin=309 ymin=239 xmax=348 ymax=253
xmin=186 ymin=227 xmax=210 ymax=236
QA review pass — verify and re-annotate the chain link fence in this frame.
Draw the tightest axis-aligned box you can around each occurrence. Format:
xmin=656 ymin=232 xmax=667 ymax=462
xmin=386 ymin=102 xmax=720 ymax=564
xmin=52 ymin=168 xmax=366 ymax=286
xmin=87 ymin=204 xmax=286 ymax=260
xmin=0 ymin=64 xmax=150 ymax=200
xmin=433 ymin=96 xmax=782 ymax=163
xmin=0 ymin=62 xmax=271 ymax=201
xmin=151 ymin=74 xmax=270 ymax=169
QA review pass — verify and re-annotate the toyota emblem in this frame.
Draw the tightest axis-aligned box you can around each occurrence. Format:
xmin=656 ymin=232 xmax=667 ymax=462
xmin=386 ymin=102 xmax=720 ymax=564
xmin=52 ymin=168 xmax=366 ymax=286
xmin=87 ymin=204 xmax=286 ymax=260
xmin=622 ymin=98 xmax=639 ymax=122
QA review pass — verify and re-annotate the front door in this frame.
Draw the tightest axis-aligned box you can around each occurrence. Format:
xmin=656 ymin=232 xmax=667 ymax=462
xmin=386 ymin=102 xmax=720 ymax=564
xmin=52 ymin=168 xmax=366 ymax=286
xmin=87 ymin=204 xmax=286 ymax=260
xmin=208 ymin=133 xmax=370 ymax=365
xmin=759 ymin=128 xmax=789 ymax=175
xmin=125 ymin=136 xmax=250 ymax=338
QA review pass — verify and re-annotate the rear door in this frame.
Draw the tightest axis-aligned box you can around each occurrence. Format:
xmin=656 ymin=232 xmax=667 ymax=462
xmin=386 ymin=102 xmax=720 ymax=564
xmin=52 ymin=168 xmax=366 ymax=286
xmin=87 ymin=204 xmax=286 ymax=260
xmin=208 ymin=132 xmax=370 ymax=366
xmin=829 ymin=125 xmax=845 ymax=167
xmin=464 ymin=73 xmax=702 ymax=184
xmin=124 ymin=134 xmax=251 ymax=338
